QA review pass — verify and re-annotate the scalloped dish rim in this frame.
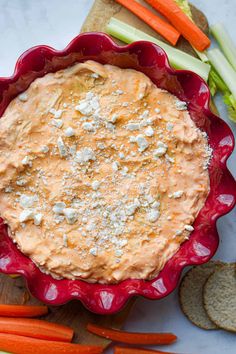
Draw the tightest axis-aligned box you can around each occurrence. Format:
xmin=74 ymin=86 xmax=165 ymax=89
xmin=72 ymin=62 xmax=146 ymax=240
xmin=0 ymin=33 xmax=235 ymax=314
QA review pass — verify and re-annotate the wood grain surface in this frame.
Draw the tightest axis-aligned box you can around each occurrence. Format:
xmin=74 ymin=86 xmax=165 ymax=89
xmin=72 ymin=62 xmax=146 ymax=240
xmin=0 ymin=274 xmax=134 ymax=346
xmin=81 ymin=0 xmax=209 ymax=56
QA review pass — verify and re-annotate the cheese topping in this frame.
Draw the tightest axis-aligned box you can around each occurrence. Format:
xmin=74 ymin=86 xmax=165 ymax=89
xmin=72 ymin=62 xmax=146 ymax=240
xmin=0 ymin=61 xmax=211 ymax=283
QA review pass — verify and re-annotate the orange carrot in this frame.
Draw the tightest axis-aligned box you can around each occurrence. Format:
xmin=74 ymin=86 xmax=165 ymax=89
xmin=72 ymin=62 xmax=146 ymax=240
xmin=0 ymin=333 xmax=103 ymax=354
xmin=144 ymin=0 xmax=210 ymax=51
xmin=87 ymin=323 xmax=177 ymax=345
xmin=115 ymin=0 xmax=180 ymax=45
xmin=0 ymin=317 xmax=73 ymax=342
xmin=0 ymin=304 xmax=48 ymax=317
xmin=115 ymin=347 xmax=176 ymax=354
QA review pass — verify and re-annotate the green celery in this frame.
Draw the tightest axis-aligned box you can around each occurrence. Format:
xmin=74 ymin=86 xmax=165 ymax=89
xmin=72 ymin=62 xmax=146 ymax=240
xmin=207 ymin=49 xmax=236 ymax=99
xmin=194 ymin=48 xmax=208 ymax=63
xmin=174 ymin=0 xmax=192 ymax=18
xmin=208 ymin=71 xmax=217 ymax=97
xmin=211 ymin=23 xmax=236 ymax=71
xmin=209 ymin=68 xmax=228 ymax=93
xmin=207 ymin=48 xmax=236 ymax=122
xmin=106 ymin=18 xmax=210 ymax=81
xmin=223 ymin=94 xmax=236 ymax=122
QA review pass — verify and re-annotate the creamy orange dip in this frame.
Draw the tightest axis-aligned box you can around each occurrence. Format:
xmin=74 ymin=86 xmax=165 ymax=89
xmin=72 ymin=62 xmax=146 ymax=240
xmin=0 ymin=61 xmax=211 ymax=283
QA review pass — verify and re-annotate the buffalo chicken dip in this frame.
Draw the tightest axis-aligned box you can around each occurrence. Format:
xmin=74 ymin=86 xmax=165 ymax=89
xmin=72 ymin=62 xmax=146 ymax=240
xmin=0 ymin=61 xmax=211 ymax=283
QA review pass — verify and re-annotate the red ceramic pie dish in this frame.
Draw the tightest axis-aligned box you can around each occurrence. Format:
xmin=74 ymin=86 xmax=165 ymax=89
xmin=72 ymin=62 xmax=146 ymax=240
xmin=0 ymin=33 xmax=235 ymax=314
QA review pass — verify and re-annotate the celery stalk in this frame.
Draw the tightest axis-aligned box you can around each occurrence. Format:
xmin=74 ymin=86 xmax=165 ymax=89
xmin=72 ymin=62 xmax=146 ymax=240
xmin=207 ymin=49 xmax=236 ymax=99
xmin=209 ymin=68 xmax=228 ymax=93
xmin=207 ymin=48 xmax=236 ymax=121
xmin=211 ymin=23 xmax=236 ymax=71
xmin=106 ymin=18 xmax=210 ymax=81
xmin=193 ymin=49 xmax=208 ymax=63
xmin=223 ymin=94 xmax=236 ymax=122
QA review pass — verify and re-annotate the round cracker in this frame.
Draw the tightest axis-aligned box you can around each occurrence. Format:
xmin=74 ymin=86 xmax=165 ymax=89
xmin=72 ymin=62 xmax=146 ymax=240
xmin=179 ymin=261 xmax=223 ymax=329
xmin=203 ymin=263 xmax=236 ymax=332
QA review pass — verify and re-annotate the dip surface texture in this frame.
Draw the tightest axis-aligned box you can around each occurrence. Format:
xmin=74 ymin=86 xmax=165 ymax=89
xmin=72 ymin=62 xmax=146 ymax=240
xmin=0 ymin=61 xmax=211 ymax=283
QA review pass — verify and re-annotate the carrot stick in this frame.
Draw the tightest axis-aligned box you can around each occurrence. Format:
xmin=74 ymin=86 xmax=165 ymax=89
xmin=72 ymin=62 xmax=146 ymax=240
xmin=115 ymin=347 xmax=176 ymax=354
xmin=0 ymin=304 xmax=48 ymax=317
xmin=87 ymin=323 xmax=177 ymax=345
xmin=115 ymin=0 xmax=180 ymax=46
xmin=144 ymin=0 xmax=210 ymax=51
xmin=0 ymin=333 xmax=103 ymax=354
xmin=0 ymin=317 xmax=73 ymax=342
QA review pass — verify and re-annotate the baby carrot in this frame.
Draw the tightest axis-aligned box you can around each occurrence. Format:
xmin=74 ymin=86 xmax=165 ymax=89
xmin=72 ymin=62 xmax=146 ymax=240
xmin=144 ymin=0 xmax=210 ymax=51
xmin=0 ymin=317 xmax=73 ymax=342
xmin=115 ymin=0 xmax=180 ymax=46
xmin=87 ymin=323 xmax=177 ymax=345
xmin=0 ymin=333 xmax=103 ymax=354
xmin=0 ymin=304 xmax=48 ymax=317
xmin=115 ymin=347 xmax=176 ymax=354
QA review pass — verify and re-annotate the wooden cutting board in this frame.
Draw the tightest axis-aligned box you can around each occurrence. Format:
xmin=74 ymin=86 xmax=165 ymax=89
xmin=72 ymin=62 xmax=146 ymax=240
xmin=81 ymin=0 xmax=209 ymax=55
xmin=0 ymin=2 xmax=210 ymax=349
xmin=0 ymin=274 xmax=134 ymax=346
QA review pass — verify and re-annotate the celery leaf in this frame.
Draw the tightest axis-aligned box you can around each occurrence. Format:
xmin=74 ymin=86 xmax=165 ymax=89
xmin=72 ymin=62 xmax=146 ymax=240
xmin=174 ymin=0 xmax=192 ymax=19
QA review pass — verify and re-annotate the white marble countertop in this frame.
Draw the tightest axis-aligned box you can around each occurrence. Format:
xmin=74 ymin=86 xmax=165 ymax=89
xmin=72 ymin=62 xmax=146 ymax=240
xmin=0 ymin=1 xmax=235 ymax=353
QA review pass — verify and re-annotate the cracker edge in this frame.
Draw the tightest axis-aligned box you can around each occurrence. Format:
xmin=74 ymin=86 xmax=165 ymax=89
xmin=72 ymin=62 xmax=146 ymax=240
xmin=203 ymin=263 xmax=236 ymax=333
xmin=179 ymin=261 xmax=224 ymax=330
